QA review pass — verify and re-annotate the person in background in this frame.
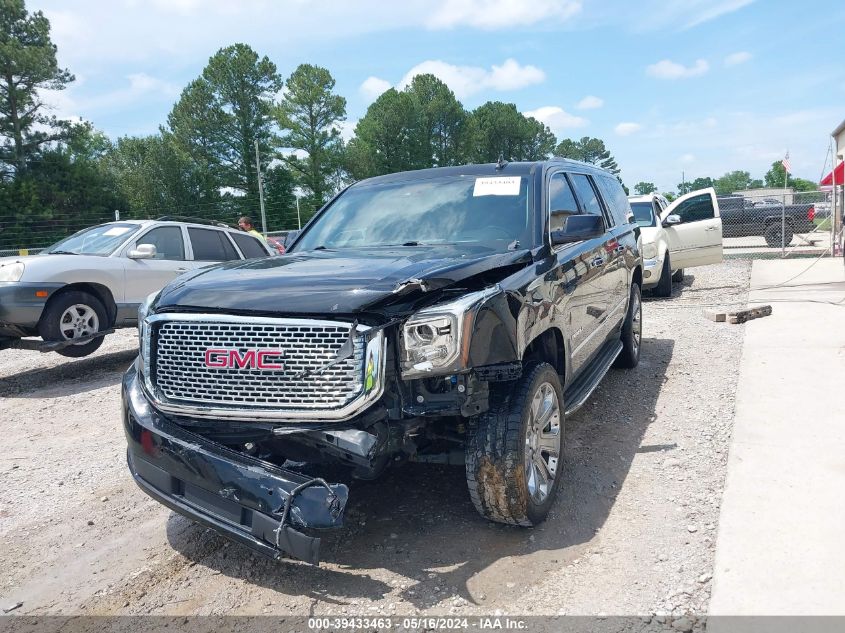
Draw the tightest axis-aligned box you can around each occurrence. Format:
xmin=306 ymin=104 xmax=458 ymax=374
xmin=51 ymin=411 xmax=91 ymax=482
xmin=238 ymin=216 xmax=266 ymax=243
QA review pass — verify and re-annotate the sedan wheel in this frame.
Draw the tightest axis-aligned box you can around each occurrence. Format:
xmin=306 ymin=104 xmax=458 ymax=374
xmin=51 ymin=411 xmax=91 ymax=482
xmin=59 ymin=304 xmax=100 ymax=344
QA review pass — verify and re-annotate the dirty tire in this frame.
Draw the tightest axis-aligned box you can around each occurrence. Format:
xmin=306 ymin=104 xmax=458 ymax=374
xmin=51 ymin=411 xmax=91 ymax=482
xmin=672 ymin=268 xmax=684 ymax=283
xmin=654 ymin=254 xmax=672 ymax=297
xmin=465 ymin=362 xmax=564 ymax=527
xmin=38 ymin=291 xmax=107 ymax=358
xmin=615 ymin=283 xmax=642 ymax=369
xmin=764 ymin=223 xmax=793 ymax=248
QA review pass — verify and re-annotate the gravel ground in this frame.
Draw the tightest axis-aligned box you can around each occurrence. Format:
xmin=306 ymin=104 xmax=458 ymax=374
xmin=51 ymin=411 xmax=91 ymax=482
xmin=0 ymin=259 xmax=751 ymax=627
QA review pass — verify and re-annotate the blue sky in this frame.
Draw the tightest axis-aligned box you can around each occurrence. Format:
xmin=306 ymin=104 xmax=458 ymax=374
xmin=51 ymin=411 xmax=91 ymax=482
xmin=32 ymin=0 xmax=845 ymax=191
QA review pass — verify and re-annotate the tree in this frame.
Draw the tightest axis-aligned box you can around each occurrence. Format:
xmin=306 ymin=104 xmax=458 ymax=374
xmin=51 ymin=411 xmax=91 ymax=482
xmin=167 ymin=44 xmax=282 ymax=207
xmin=345 ymin=88 xmax=427 ymax=179
xmin=662 ymin=191 xmax=677 ymax=202
xmin=276 ymin=64 xmax=346 ymax=215
xmin=103 ymin=133 xmax=217 ymax=216
xmin=634 ymin=182 xmax=656 ymax=195
xmin=714 ymin=170 xmax=753 ymax=195
xmin=554 ymin=136 xmax=619 ymax=174
xmin=764 ymin=160 xmax=817 ymax=192
xmin=0 ymin=124 xmax=126 ymax=251
xmin=467 ymin=101 xmax=556 ymax=163
xmin=262 ymin=163 xmax=299 ymax=229
xmin=0 ymin=0 xmax=74 ymax=173
xmin=404 ymin=73 xmax=467 ymax=167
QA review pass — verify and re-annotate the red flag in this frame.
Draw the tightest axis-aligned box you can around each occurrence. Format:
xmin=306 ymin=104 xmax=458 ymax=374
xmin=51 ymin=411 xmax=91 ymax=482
xmin=781 ymin=152 xmax=791 ymax=174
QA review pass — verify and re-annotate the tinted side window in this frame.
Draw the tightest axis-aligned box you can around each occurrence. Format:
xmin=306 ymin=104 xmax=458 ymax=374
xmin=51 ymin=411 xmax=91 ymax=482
xmin=136 ymin=226 xmax=184 ymax=260
xmin=673 ymin=194 xmax=715 ymax=223
xmin=596 ymin=176 xmax=634 ymax=226
xmin=548 ymin=173 xmax=580 ymax=232
xmin=569 ymin=174 xmax=604 ymax=218
xmin=188 ymin=228 xmax=239 ymax=261
xmin=232 ymin=233 xmax=268 ymax=259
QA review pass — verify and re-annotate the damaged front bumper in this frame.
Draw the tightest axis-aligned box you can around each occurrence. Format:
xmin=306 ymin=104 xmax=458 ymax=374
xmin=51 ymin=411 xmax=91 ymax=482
xmin=122 ymin=361 xmax=348 ymax=565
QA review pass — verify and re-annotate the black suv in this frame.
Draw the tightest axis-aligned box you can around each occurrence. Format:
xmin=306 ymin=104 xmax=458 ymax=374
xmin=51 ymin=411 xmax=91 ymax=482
xmin=123 ymin=160 xmax=643 ymax=563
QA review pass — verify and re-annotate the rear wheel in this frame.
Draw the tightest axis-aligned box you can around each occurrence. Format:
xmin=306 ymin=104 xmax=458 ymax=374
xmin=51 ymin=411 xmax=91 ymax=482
xmin=465 ymin=363 xmax=564 ymax=526
xmin=615 ymin=283 xmax=642 ymax=369
xmin=654 ymin=254 xmax=672 ymax=297
xmin=38 ymin=291 xmax=107 ymax=358
xmin=764 ymin=223 xmax=793 ymax=248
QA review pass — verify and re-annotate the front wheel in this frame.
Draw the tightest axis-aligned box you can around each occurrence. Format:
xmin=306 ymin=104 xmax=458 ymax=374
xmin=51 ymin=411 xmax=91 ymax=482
xmin=38 ymin=291 xmax=107 ymax=358
xmin=465 ymin=363 xmax=564 ymax=526
xmin=654 ymin=254 xmax=672 ymax=297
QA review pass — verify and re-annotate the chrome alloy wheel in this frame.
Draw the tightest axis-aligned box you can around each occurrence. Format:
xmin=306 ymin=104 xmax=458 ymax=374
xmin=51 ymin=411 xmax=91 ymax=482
xmin=524 ymin=381 xmax=562 ymax=503
xmin=631 ymin=291 xmax=642 ymax=355
xmin=59 ymin=304 xmax=99 ymax=344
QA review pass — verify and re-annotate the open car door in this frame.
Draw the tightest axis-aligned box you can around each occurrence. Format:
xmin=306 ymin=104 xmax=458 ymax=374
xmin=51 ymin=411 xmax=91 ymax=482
xmin=660 ymin=187 xmax=723 ymax=269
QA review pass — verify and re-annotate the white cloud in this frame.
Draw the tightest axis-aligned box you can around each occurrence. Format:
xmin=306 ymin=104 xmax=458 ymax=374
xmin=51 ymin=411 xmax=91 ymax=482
xmin=426 ymin=0 xmax=581 ymax=30
xmin=615 ymin=122 xmax=642 ymax=136
xmin=576 ymin=95 xmax=603 ymax=110
xmin=334 ymin=119 xmax=357 ymax=142
xmin=523 ymin=106 xmax=588 ymax=134
xmin=359 ymin=77 xmax=392 ymax=102
xmin=680 ymin=153 xmax=696 ymax=164
xmin=724 ymin=51 xmax=752 ymax=67
xmin=646 ymin=59 xmax=709 ymax=80
xmin=397 ymin=58 xmax=545 ymax=99
xmin=684 ymin=0 xmax=754 ymax=29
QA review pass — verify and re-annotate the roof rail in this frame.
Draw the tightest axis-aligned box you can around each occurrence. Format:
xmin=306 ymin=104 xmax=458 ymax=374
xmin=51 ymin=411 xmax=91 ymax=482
xmin=156 ymin=215 xmax=232 ymax=228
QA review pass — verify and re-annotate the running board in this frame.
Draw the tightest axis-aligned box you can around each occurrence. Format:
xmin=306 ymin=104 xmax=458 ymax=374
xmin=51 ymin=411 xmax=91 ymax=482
xmin=563 ymin=339 xmax=623 ymax=417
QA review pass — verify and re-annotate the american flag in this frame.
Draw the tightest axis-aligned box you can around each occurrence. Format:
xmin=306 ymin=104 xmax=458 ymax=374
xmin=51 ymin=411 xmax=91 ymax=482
xmin=781 ymin=152 xmax=791 ymax=174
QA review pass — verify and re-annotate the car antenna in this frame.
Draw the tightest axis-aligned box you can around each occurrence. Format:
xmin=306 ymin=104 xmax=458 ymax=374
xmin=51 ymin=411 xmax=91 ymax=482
xmin=495 ymin=154 xmax=508 ymax=170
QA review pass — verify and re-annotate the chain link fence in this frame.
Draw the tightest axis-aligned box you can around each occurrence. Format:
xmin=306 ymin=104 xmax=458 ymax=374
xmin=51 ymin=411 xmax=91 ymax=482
xmin=719 ymin=190 xmax=839 ymax=259
xmin=0 ymin=196 xmax=306 ymax=257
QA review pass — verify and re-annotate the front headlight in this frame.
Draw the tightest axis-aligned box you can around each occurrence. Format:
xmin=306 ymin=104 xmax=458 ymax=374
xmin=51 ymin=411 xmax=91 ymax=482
xmin=0 ymin=261 xmax=24 ymax=282
xmin=401 ymin=285 xmax=500 ymax=377
xmin=642 ymin=242 xmax=658 ymax=259
xmin=138 ymin=291 xmax=159 ymax=380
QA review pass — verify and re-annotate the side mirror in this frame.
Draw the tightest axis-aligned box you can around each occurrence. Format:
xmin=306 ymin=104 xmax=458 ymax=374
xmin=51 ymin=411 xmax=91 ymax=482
xmin=664 ymin=214 xmax=681 ymax=226
xmin=128 ymin=243 xmax=157 ymax=259
xmin=551 ymin=214 xmax=605 ymax=246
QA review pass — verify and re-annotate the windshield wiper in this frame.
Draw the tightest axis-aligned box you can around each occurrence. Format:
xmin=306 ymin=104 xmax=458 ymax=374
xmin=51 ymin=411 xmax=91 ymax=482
xmin=47 ymin=250 xmax=79 ymax=255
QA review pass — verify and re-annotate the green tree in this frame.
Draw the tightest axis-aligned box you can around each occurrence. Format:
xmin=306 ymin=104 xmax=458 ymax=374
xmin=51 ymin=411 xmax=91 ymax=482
xmin=262 ymin=163 xmax=298 ymax=229
xmin=554 ymin=136 xmax=619 ymax=174
xmin=467 ymin=101 xmax=556 ymax=162
xmin=0 ymin=0 xmax=74 ymax=173
xmin=276 ymin=63 xmax=346 ymax=215
xmin=764 ymin=160 xmax=817 ymax=191
xmin=714 ymin=170 xmax=753 ymax=195
xmin=634 ymin=182 xmax=656 ymax=195
xmin=662 ymin=191 xmax=677 ymax=202
xmin=103 ymin=133 xmax=217 ymax=217
xmin=167 ymin=44 xmax=282 ymax=208
xmin=345 ymin=88 xmax=426 ymax=179
xmin=404 ymin=73 xmax=467 ymax=167
xmin=0 ymin=126 xmax=127 ymax=250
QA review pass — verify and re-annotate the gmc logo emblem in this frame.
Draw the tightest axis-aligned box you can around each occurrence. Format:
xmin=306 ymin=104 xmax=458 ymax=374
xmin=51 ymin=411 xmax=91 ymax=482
xmin=204 ymin=348 xmax=285 ymax=370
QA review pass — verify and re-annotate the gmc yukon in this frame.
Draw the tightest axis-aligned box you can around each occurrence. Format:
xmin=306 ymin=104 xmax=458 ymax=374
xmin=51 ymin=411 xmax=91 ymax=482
xmin=121 ymin=160 xmax=687 ymax=564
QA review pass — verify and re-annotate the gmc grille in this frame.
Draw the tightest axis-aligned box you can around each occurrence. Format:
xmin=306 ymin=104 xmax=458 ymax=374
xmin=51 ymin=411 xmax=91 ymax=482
xmin=151 ymin=318 xmax=364 ymax=411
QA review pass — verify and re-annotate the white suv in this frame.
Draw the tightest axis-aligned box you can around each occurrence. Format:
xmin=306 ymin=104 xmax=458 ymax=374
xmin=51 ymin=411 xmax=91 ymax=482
xmin=0 ymin=217 xmax=272 ymax=357
xmin=628 ymin=189 xmax=724 ymax=296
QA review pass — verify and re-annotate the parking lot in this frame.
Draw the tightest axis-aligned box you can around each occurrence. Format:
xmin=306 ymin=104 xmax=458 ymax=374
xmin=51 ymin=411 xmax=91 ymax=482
xmin=1 ymin=260 xmax=750 ymax=623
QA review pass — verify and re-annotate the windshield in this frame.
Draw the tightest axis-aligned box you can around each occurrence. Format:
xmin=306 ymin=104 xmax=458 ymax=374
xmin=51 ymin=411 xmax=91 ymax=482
xmin=630 ymin=202 xmax=657 ymax=228
xmin=294 ymin=175 xmax=532 ymax=251
xmin=45 ymin=223 xmax=141 ymax=256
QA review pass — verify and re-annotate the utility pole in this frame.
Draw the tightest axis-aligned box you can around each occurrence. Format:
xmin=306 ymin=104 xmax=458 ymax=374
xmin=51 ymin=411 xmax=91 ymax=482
xmin=254 ymin=139 xmax=268 ymax=235
xmin=682 ymin=170 xmax=685 ymax=194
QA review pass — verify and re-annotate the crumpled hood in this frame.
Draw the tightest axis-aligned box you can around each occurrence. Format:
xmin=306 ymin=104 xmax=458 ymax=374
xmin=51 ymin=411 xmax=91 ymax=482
xmin=156 ymin=245 xmax=532 ymax=315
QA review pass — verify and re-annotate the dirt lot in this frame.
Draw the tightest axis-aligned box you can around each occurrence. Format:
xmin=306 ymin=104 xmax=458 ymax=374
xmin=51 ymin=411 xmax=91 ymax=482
xmin=0 ymin=260 xmax=751 ymax=624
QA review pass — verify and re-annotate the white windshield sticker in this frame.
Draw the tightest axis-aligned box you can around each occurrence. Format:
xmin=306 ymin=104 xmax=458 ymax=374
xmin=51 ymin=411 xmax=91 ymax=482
xmin=103 ymin=227 xmax=132 ymax=236
xmin=473 ymin=177 xmax=521 ymax=197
